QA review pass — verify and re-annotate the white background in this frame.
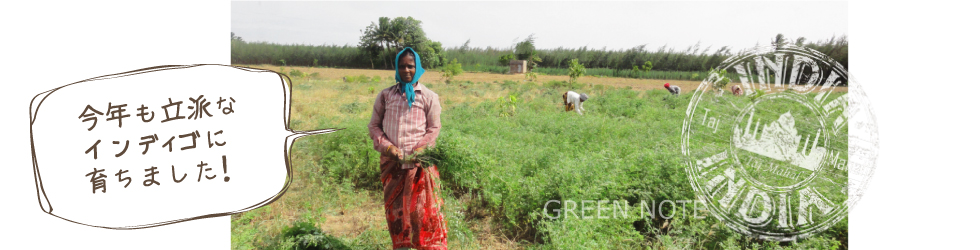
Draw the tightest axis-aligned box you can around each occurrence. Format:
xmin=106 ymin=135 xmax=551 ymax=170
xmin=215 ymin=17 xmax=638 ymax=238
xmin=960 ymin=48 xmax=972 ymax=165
xmin=1 ymin=1 xmax=978 ymax=249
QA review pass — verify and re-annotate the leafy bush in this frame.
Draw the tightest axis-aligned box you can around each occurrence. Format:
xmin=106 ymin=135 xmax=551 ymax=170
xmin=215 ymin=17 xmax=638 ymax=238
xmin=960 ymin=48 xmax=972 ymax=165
xmin=749 ymin=89 xmax=766 ymax=102
xmin=524 ymin=71 xmax=538 ymax=82
xmin=312 ymin=123 xmax=381 ymax=190
xmin=629 ymin=65 xmax=642 ymax=78
xmin=498 ymin=53 xmax=515 ymax=67
xmin=495 ymin=94 xmax=518 ymax=117
xmin=709 ymin=68 xmax=732 ymax=92
xmin=340 ymin=102 xmax=362 ymax=114
xmin=499 ymin=80 xmax=519 ymax=90
xmin=567 ymin=58 xmax=586 ymax=83
xmin=542 ymin=80 xmax=584 ymax=90
xmin=289 ymin=69 xmax=307 ymax=78
xmin=593 ymin=88 xmax=647 ymax=118
xmin=275 ymin=220 xmax=351 ymax=250
xmin=442 ymin=58 xmax=463 ymax=83
xmin=343 ymin=75 xmax=370 ymax=83
xmin=661 ymin=94 xmax=685 ymax=110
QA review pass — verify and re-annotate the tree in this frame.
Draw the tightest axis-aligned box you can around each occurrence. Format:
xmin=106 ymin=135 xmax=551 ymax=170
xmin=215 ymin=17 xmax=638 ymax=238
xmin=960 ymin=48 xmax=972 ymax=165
xmin=441 ymin=58 xmax=462 ymax=83
xmin=514 ymin=34 xmax=536 ymax=61
xmin=411 ymin=40 xmax=444 ymax=69
xmin=498 ymin=54 xmax=514 ymax=67
xmin=709 ymin=68 xmax=731 ymax=94
xmin=358 ymin=20 xmax=387 ymax=69
xmin=797 ymin=35 xmax=848 ymax=70
xmin=514 ymin=34 xmax=542 ymax=80
xmin=568 ymin=58 xmax=585 ymax=83
xmin=772 ymin=33 xmax=788 ymax=49
xmin=358 ymin=16 xmax=447 ymax=70
xmin=641 ymin=61 xmax=653 ymax=72
xmin=460 ymin=39 xmax=471 ymax=51
xmin=630 ymin=65 xmax=642 ymax=78
xmin=359 ymin=42 xmax=383 ymax=69
xmin=230 ymin=32 xmax=243 ymax=41
xmin=622 ymin=45 xmax=647 ymax=70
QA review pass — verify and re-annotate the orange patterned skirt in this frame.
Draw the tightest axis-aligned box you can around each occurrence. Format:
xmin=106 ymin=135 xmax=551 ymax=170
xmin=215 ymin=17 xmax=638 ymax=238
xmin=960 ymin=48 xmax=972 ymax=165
xmin=380 ymin=156 xmax=448 ymax=250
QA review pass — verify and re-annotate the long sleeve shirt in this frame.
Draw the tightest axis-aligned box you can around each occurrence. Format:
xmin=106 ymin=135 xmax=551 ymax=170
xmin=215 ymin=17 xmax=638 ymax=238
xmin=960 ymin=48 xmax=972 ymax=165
xmin=565 ymin=91 xmax=586 ymax=115
xmin=368 ymin=82 xmax=442 ymax=169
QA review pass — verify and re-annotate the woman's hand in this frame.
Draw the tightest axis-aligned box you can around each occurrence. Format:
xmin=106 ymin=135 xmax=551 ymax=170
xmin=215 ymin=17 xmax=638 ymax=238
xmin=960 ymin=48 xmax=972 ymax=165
xmin=386 ymin=145 xmax=403 ymax=160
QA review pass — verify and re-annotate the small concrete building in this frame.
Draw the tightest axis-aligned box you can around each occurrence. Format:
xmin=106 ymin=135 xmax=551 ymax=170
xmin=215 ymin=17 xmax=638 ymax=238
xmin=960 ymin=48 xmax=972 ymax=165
xmin=509 ymin=60 xmax=527 ymax=74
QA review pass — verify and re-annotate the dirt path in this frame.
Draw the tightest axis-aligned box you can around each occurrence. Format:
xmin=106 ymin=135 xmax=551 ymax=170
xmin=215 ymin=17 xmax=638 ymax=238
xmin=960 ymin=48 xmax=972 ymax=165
xmin=243 ymin=64 xmax=704 ymax=92
xmin=239 ymin=65 xmax=847 ymax=94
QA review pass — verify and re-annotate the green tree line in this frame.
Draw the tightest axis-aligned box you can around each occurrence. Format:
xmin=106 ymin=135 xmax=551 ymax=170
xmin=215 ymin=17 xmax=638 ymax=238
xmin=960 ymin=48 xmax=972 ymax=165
xmin=232 ymin=18 xmax=848 ymax=79
xmin=443 ymin=34 xmax=848 ymax=72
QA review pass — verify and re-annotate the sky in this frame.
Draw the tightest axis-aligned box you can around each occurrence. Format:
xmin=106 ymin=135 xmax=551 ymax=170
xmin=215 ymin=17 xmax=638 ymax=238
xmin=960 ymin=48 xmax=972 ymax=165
xmin=231 ymin=1 xmax=847 ymax=52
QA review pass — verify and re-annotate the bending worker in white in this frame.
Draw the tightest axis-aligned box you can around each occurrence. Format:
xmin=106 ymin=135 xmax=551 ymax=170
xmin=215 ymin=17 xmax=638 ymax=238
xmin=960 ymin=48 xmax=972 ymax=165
xmin=562 ymin=90 xmax=589 ymax=115
xmin=664 ymin=83 xmax=681 ymax=95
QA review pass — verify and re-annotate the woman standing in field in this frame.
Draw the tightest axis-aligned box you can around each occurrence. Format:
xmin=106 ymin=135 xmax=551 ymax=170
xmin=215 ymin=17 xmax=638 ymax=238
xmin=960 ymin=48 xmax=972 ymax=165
xmin=367 ymin=47 xmax=447 ymax=250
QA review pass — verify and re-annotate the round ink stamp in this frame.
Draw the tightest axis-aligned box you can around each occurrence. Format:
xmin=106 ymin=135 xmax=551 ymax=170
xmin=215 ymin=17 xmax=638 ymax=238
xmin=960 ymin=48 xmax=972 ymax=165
xmin=681 ymin=45 xmax=878 ymax=241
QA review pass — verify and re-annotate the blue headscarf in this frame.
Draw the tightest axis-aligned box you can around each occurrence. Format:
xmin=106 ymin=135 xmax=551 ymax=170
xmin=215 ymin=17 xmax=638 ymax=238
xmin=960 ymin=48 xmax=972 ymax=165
xmin=394 ymin=47 xmax=425 ymax=108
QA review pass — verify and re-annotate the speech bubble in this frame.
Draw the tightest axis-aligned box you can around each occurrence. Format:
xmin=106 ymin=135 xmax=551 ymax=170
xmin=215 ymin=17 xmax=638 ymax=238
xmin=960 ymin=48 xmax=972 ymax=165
xmin=29 ymin=64 xmax=337 ymax=229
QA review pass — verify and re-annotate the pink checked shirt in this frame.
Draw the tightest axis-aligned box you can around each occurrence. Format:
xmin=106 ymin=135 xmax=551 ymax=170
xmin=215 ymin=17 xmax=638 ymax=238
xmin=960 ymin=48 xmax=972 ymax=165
xmin=368 ymin=82 xmax=442 ymax=169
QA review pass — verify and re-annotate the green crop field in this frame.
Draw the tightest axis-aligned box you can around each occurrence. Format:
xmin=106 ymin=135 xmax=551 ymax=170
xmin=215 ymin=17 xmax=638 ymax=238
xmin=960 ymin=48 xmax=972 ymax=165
xmin=230 ymin=67 xmax=848 ymax=250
